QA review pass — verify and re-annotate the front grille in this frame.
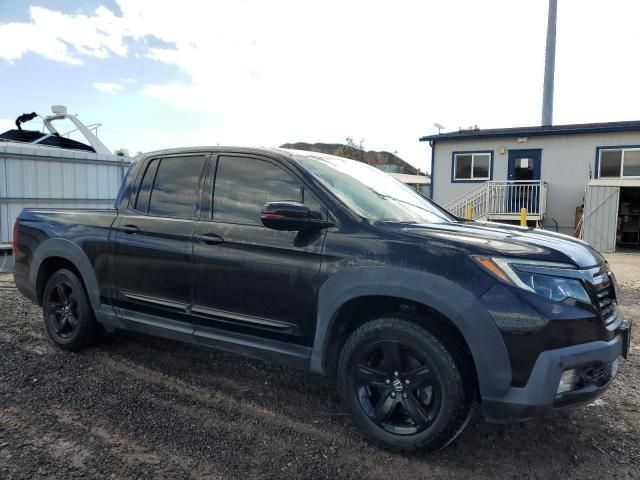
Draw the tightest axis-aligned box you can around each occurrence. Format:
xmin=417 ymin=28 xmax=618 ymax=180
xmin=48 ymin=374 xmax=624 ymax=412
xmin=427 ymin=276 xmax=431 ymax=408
xmin=592 ymin=272 xmax=617 ymax=326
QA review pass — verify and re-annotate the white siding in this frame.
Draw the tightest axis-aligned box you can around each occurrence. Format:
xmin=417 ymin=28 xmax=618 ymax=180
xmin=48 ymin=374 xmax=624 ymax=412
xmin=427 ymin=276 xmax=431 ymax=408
xmin=431 ymin=131 xmax=640 ymax=234
xmin=583 ymin=186 xmax=619 ymax=253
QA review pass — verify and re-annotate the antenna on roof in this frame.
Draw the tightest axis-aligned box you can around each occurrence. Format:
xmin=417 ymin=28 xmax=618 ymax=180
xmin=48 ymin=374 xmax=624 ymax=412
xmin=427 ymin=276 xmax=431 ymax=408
xmin=433 ymin=123 xmax=445 ymax=134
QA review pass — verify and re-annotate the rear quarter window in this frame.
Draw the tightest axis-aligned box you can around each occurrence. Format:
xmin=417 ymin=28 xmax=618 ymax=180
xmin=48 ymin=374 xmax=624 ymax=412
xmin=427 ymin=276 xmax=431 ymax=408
xmin=133 ymin=159 xmax=159 ymax=213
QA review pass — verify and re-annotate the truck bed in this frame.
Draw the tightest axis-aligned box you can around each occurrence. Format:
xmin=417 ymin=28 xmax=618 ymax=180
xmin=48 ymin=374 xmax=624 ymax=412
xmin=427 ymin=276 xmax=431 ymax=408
xmin=13 ymin=208 xmax=118 ymax=305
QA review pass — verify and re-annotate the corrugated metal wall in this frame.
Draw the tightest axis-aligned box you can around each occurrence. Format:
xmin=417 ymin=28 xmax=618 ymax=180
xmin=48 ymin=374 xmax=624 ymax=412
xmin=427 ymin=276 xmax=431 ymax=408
xmin=583 ymin=185 xmax=619 ymax=253
xmin=0 ymin=144 xmax=130 ymax=244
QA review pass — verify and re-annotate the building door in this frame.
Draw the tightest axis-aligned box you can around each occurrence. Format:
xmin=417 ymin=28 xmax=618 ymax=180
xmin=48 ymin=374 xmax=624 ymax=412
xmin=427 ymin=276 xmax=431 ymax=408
xmin=507 ymin=149 xmax=542 ymax=214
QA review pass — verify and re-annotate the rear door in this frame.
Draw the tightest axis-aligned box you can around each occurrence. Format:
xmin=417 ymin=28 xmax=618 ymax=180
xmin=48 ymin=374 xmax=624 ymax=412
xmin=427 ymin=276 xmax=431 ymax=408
xmin=112 ymin=153 xmax=208 ymax=325
xmin=191 ymin=154 xmax=327 ymax=344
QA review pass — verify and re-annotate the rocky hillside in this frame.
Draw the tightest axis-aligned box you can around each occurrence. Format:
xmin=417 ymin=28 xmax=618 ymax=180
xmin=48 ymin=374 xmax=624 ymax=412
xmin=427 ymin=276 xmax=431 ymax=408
xmin=280 ymin=142 xmax=420 ymax=175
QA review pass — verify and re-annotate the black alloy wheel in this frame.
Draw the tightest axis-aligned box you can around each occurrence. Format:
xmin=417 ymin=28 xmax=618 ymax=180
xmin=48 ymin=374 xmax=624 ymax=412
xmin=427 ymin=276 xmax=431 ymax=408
xmin=46 ymin=280 xmax=80 ymax=339
xmin=352 ymin=340 xmax=441 ymax=435
xmin=42 ymin=269 xmax=100 ymax=350
xmin=338 ymin=317 xmax=471 ymax=452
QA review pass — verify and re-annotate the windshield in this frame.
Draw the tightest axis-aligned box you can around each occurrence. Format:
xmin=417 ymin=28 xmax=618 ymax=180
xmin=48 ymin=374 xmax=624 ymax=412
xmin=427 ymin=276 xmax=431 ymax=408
xmin=294 ymin=152 xmax=454 ymax=223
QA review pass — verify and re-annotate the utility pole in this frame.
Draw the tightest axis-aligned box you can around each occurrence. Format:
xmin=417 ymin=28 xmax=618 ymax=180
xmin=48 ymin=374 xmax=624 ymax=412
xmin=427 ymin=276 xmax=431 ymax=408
xmin=541 ymin=0 xmax=558 ymax=126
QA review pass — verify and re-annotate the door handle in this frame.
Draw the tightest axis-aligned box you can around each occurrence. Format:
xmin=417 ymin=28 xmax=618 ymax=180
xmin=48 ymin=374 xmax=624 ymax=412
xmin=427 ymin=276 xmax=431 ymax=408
xmin=195 ymin=233 xmax=224 ymax=245
xmin=120 ymin=224 xmax=140 ymax=234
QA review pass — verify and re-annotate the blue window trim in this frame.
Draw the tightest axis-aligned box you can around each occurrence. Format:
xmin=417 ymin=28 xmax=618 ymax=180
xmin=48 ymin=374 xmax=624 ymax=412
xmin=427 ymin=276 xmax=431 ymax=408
xmin=594 ymin=144 xmax=640 ymax=178
xmin=450 ymin=150 xmax=494 ymax=183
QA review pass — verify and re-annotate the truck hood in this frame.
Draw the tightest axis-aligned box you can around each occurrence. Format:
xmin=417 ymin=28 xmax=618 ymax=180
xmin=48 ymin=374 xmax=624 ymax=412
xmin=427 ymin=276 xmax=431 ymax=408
xmin=378 ymin=220 xmax=605 ymax=268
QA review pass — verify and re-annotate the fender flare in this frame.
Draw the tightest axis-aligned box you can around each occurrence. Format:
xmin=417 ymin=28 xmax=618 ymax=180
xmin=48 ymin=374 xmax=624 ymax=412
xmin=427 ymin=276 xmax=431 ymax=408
xmin=310 ymin=267 xmax=512 ymax=397
xmin=30 ymin=238 xmax=102 ymax=310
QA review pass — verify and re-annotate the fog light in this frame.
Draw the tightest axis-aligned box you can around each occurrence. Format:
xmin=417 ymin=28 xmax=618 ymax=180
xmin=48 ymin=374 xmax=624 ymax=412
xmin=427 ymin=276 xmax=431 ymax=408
xmin=557 ymin=368 xmax=579 ymax=394
xmin=611 ymin=359 xmax=619 ymax=378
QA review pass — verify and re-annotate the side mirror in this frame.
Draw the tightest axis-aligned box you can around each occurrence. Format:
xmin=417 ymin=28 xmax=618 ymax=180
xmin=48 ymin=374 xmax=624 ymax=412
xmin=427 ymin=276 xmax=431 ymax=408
xmin=261 ymin=201 xmax=334 ymax=231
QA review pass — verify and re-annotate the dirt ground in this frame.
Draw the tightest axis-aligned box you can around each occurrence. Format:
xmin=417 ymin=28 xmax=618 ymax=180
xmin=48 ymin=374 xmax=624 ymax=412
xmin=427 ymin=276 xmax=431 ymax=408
xmin=0 ymin=253 xmax=638 ymax=479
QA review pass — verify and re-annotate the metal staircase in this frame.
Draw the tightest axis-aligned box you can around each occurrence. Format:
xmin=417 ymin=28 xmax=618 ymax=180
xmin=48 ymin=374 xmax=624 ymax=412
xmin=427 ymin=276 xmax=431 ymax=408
xmin=443 ymin=180 xmax=548 ymax=223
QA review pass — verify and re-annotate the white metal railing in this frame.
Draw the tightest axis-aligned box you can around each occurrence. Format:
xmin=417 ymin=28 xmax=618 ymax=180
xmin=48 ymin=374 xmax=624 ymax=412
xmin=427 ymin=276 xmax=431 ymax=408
xmin=444 ymin=180 xmax=548 ymax=220
xmin=444 ymin=183 xmax=490 ymax=219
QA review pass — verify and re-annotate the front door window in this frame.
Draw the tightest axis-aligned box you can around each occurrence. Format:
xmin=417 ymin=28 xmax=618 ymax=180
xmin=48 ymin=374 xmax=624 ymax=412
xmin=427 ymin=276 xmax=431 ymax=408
xmin=514 ymin=157 xmax=534 ymax=181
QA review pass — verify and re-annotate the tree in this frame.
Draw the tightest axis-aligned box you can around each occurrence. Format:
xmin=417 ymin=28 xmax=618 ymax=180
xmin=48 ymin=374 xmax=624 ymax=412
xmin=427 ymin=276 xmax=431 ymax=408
xmin=114 ymin=148 xmax=129 ymax=157
xmin=335 ymin=137 xmax=365 ymax=162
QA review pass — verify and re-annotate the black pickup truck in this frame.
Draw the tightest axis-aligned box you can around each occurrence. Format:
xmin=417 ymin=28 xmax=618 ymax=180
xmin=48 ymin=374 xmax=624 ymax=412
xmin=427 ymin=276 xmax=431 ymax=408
xmin=13 ymin=147 xmax=632 ymax=452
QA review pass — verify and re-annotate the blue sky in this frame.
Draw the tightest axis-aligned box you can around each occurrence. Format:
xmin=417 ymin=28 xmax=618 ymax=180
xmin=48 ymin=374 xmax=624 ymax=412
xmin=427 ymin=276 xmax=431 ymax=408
xmin=2 ymin=1 xmax=640 ymax=170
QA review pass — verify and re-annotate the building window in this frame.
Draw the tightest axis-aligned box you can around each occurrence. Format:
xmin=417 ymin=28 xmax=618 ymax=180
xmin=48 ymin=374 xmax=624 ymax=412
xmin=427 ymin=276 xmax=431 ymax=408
xmin=452 ymin=152 xmax=492 ymax=181
xmin=599 ymin=148 xmax=640 ymax=178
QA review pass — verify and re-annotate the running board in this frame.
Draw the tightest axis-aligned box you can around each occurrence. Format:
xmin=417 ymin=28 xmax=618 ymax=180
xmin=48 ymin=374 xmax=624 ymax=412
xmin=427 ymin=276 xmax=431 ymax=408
xmin=101 ymin=307 xmax=311 ymax=371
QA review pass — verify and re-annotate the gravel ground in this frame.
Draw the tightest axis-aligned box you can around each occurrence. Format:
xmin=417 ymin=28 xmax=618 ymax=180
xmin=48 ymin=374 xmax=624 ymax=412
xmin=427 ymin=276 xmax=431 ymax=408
xmin=0 ymin=253 xmax=638 ymax=479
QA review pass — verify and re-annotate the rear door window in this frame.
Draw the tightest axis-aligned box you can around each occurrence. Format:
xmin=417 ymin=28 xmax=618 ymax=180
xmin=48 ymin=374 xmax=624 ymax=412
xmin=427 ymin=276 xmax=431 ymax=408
xmin=138 ymin=155 xmax=206 ymax=219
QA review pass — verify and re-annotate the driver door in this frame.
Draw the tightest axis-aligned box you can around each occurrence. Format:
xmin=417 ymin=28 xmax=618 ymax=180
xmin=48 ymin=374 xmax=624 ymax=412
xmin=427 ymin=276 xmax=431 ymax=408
xmin=191 ymin=154 xmax=328 ymax=344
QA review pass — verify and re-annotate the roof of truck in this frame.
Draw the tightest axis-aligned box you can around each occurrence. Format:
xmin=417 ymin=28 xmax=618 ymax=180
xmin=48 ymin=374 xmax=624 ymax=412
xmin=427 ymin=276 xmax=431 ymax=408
xmin=137 ymin=146 xmax=346 ymax=161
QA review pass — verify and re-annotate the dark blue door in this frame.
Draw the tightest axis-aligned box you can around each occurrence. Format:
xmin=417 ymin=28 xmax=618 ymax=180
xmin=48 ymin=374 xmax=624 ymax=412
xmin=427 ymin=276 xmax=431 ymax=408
xmin=507 ymin=149 xmax=542 ymax=214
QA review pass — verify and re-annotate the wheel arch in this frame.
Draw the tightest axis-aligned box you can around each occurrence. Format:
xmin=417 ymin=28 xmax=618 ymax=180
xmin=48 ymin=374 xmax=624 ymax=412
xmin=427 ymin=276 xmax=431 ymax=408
xmin=31 ymin=238 xmax=101 ymax=310
xmin=311 ymin=267 xmax=512 ymax=397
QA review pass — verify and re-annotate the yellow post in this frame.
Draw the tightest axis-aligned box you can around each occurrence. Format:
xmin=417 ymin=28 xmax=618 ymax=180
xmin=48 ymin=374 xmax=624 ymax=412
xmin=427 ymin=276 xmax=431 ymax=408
xmin=520 ymin=208 xmax=527 ymax=227
xmin=466 ymin=204 xmax=472 ymax=220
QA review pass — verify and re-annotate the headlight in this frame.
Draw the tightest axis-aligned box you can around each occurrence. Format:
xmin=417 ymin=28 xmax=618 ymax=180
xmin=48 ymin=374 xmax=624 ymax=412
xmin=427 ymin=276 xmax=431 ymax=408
xmin=473 ymin=256 xmax=591 ymax=304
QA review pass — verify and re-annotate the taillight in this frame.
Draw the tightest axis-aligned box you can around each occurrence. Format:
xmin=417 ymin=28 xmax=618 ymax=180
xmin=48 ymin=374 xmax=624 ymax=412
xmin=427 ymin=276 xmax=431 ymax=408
xmin=12 ymin=220 xmax=19 ymax=254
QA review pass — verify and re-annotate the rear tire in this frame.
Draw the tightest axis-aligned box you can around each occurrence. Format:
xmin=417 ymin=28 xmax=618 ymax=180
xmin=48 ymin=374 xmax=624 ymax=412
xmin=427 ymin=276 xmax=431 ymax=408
xmin=337 ymin=317 xmax=471 ymax=452
xmin=42 ymin=269 xmax=100 ymax=350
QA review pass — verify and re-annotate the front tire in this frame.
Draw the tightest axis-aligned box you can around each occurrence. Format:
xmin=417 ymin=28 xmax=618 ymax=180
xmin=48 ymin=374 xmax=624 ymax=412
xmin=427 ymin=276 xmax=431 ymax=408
xmin=42 ymin=269 xmax=100 ymax=350
xmin=337 ymin=317 xmax=471 ymax=452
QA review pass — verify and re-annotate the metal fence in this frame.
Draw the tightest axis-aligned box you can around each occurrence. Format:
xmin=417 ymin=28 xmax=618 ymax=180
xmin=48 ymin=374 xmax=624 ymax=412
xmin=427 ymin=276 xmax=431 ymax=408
xmin=0 ymin=144 xmax=130 ymax=244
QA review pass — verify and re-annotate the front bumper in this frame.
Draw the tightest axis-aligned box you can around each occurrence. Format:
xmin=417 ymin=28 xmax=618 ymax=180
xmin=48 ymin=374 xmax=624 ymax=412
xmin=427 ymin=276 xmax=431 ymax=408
xmin=482 ymin=321 xmax=631 ymax=423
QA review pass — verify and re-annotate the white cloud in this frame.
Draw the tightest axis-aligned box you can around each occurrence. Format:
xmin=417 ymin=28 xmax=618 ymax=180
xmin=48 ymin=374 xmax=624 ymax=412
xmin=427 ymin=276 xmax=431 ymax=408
xmin=0 ymin=6 xmax=130 ymax=65
xmin=93 ymin=82 xmax=124 ymax=94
